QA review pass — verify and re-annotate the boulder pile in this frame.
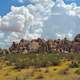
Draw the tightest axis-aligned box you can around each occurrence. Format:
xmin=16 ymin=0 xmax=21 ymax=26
xmin=9 ymin=34 xmax=80 ymax=54
xmin=0 ymin=34 xmax=80 ymax=54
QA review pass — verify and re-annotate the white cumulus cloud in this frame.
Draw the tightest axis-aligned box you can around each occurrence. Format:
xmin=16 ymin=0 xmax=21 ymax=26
xmin=0 ymin=0 xmax=80 ymax=48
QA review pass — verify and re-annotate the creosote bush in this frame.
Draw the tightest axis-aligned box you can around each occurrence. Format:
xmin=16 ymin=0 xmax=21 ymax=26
xmin=1 ymin=52 xmax=80 ymax=71
xmin=75 ymin=69 xmax=80 ymax=75
xmin=4 ymin=53 xmax=61 ymax=69
xmin=69 ymin=61 xmax=79 ymax=68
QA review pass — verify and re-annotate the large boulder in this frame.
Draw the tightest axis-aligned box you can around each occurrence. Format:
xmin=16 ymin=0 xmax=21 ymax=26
xmin=74 ymin=34 xmax=80 ymax=42
xmin=19 ymin=39 xmax=30 ymax=50
xmin=28 ymin=40 xmax=40 ymax=53
xmin=36 ymin=38 xmax=48 ymax=52
xmin=0 ymin=48 xmax=3 ymax=55
xmin=9 ymin=39 xmax=30 ymax=53
xmin=71 ymin=42 xmax=80 ymax=52
xmin=46 ymin=40 xmax=56 ymax=52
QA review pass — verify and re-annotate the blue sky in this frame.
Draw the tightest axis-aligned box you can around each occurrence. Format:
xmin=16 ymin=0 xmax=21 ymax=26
xmin=0 ymin=0 xmax=30 ymax=16
xmin=0 ymin=0 xmax=80 ymax=16
xmin=64 ymin=0 xmax=80 ymax=5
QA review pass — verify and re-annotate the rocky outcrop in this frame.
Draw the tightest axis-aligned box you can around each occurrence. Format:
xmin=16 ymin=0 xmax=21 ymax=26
xmin=1 ymin=34 xmax=80 ymax=54
xmin=74 ymin=34 xmax=80 ymax=42
xmin=28 ymin=40 xmax=40 ymax=53
xmin=0 ymin=48 xmax=10 ymax=55
xmin=9 ymin=36 xmax=80 ymax=53
xmin=71 ymin=41 xmax=80 ymax=52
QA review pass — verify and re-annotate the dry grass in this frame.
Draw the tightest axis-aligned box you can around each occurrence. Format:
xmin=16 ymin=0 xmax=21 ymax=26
xmin=0 ymin=61 xmax=80 ymax=80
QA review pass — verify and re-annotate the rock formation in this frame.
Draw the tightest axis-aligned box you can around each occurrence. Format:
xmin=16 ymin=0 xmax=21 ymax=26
xmin=0 ymin=34 xmax=80 ymax=54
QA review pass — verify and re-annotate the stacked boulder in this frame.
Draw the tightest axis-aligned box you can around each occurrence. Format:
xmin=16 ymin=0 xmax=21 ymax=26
xmin=2 ymin=34 xmax=80 ymax=54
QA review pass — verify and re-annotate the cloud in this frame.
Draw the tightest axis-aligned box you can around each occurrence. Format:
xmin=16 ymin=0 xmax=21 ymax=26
xmin=0 ymin=0 xmax=80 ymax=47
xmin=0 ymin=6 xmax=34 ymax=47
xmin=42 ymin=1 xmax=80 ymax=40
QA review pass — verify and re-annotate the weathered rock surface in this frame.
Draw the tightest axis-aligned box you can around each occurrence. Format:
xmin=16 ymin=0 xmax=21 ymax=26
xmin=0 ymin=34 xmax=80 ymax=54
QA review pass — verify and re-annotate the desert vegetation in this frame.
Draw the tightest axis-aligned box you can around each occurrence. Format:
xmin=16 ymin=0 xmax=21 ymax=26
xmin=0 ymin=52 xmax=80 ymax=80
xmin=0 ymin=34 xmax=80 ymax=80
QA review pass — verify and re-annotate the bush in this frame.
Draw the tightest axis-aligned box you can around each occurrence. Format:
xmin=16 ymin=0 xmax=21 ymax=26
xmin=58 ymin=68 xmax=69 ymax=75
xmin=4 ymin=53 xmax=61 ymax=69
xmin=69 ymin=61 xmax=79 ymax=68
xmin=75 ymin=69 xmax=80 ymax=75
xmin=44 ymin=68 xmax=49 ymax=73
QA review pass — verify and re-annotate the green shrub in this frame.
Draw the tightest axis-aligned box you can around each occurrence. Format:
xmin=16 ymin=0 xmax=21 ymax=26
xmin=69 ymin=61 xmax=79 ymax=68
xmin=75 ymin=69 xmax=80 ymax=75
xmin=3 ymin=53 xmax=61 ymax=69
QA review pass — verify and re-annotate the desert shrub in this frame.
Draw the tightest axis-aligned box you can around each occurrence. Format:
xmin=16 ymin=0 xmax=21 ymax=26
xmin=68 ymin=53 xmax=80 ymax=62
xmin=53 ymin=68 xmax=57 ymax=71
xmin=69 ymin=61 xmax=79 ymax=68
xmin=58 ymin=68 xmax=69 ymax=75
xmin=4 ymin=53 xmax=61 ymax=69
xmin=14 ymin=62 xmax=26 ymax=70
xmin=44 ymin=68 xmax=49 ymax=73
xmin=75 ymin=69 xmax=80 ymax=75
xmin=46 ymin=53 xmax=61 ymax=66
xmin=5 ymin=54 xmax=27 ymax=69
